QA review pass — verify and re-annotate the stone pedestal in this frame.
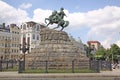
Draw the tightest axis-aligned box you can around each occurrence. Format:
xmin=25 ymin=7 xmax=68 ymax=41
xmin=26 ymin=28 xmax=89 ymax=69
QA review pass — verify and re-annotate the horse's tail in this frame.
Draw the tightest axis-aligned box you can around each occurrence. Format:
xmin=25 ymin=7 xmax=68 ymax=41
xmin=63 ymin=21 xmax=69 ymax=27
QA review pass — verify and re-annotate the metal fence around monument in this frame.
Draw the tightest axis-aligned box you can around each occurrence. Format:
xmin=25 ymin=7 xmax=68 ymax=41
xmin=89 ymin=60 xmax=112 ymax=72
xmin=99 ymin=60 xmax=112 ymax=71
xmin=18 ymin=60 xmax=112 ymax=73
xmin=22 ymin=60 xmax=90 ymax=73
xmin=0 ymin=59 xmax=112 ymax=73
xmin=0 ymin=60 xmax=18 ymax=71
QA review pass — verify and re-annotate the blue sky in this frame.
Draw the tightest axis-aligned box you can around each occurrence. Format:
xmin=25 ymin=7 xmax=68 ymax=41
xmin=4 ymin=0 xmax=120 ymax=13
xmin=1 ymin=0 xmax=120 ymax=48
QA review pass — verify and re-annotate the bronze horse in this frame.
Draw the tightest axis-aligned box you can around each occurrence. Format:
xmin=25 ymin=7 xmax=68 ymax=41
xmin=45 ymin=10 xmax=69 ymax=31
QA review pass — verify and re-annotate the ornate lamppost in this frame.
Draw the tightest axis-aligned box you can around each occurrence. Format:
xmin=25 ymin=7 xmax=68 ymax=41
xmin=19 ymin=43 xmax=29 ymax=71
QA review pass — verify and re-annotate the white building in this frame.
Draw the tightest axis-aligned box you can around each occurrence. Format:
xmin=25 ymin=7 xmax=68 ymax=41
xmin=21 ymin=21 xmax=45 ymax=53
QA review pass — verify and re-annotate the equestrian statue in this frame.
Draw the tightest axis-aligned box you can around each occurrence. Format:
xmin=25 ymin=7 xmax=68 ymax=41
xmin=45 ymin=8 xmax=69 ymax=31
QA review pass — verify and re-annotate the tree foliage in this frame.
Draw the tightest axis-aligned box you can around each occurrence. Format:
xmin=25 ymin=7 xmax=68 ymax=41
xmin=84 ymin=43 xmax=120 ymax=61
xmin=94 ymin=44 xmax=120 ymax=61
xmin=94 ymin=47 xmax=106 ymax=60
xmin=110 ymin=44 xmax=120 ymax=61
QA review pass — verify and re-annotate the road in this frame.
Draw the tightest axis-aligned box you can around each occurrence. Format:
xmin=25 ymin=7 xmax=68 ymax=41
xmin=0 ymin=69 xmax=120 ymax=80
xmin=0 ymin=77 xmax=120 ymax=80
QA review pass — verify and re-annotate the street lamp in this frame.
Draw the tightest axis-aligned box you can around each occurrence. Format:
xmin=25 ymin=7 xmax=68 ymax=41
xmin=19 ymin=43 xmax=29 ymax=70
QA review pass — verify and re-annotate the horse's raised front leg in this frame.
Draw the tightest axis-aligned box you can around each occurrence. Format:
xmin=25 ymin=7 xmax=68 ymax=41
xmin=46 ymin=22 xmax=50 ymax=27
xmin=60 ymin=27 xmax=64 ymax=31
xmin=53 ymin=24 xmax=60 ymax=29
xmin=45 ymin=18 xmax=48 ymax=23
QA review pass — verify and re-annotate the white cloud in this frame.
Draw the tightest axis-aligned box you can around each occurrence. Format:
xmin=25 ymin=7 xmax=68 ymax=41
xmin=19 ymin=3 xmax=32 ymax=9
xmin=0 ymin=0 xmax=120 ymax=48
xmin=56 ymin=6 xmax=120 ymax=48
xmin=116 ymin=40 xmax=120 ymax=47
xmin=32 ymin=8 xmax=52 ymax=23
xmin=0 ymin=1 xmax=31 ymax=25
xmin=84 ymin=6 xmax=120 ymax=48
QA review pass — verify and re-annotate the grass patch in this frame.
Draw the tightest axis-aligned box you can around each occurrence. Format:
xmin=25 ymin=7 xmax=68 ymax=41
xmin=101 ymin=68 xmax=111 ymax=71
xmin=23 ymin=69 xmax=46 ymax=73
xmin=3 ymin=67 xmax=18 ymax=71
xmin=74 ymin=69 xmax=95 ymax=73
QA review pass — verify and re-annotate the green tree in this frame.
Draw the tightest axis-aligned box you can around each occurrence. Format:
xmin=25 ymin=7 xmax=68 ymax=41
xmin=110 ymin=44 xmax=120 ymax=62
xmin=84 ymin=44 xmax=95 ymax=60
xmin=94 ymin=47 xmax=106 ymax=60
xmin=105 ymin=49 xmax=111 ymax=60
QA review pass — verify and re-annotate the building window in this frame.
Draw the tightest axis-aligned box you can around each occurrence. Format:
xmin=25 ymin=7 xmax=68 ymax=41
xmin=14 ymin=50 xmax=16 ymax=53
xmin=32 ymin=34 xmax=35 ymax=39
xmin=23 ymin=37 xmax=26 ymax=44
xmin=27 ymin=37 xmax=30 ymax=45
xmin=36 ymin=25 xmax=39 ymax=31
xmin=37 ymin=35 xmax=39 ymax=40
xmin=23 ymin=24 xmax=26 ymax=30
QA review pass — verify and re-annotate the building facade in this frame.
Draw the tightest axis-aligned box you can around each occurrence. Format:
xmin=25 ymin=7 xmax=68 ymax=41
xmin=87 ymin=41 xmax=101 ymax=50
xmin=0 ymin=23 xmax=11 ymax=60
xmin=9 ymin=24 xmax=21 ymax=59
xmin=0 ymin=23 xmax=20 ymax=60
xmin=21 ymin=21 xmax=44 ymax=53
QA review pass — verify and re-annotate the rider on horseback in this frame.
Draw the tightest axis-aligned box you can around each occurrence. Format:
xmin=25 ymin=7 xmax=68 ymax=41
xmin=49 ymin=10 xmax=58 ymax=23
xmin=58 ymin=7 xmax=67 ymax=20
xmin=52 ymin=11 xmax=61 ymax=23
xmin=45 ymin=7 xmax=69 ymax=31
xmin=49 ymin=8 xmax=66 ymax=23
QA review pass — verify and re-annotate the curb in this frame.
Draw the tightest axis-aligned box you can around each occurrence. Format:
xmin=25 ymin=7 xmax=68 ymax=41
xmin=0 ymin=72 xmax=120 ymax=78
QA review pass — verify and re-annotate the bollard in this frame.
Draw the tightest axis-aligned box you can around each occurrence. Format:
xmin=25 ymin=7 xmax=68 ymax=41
xmin=72 ymin=60 xmax=74 ymax=73
xmin=0 ymin=60 xmax=2 ymax=71
xmin=45 ymin=61 xmax=48 ymax=73
xmin=100 ymin=60 xmax=102 ymax=70
xmin=93 ymin=60 xmax=96 ymax=70
xmin=89 ymin=59 xmax=92 ymax=70
xmin=109 ymin=61 xmax=112 ymax=71
xmin=18 ymin=60 xmax=23 ymax=73
xmin=106 ymin=61 xmax=108 ymax=70
xmin=89 ymin=60 xmax=94 ymax=70
xmin=6 ymin=60 xmax=8 ymax=69
xmin=96 ymin=60 xmax=100 ymax=73
xmin=11 ymin=60 xmax=13 ymax=69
